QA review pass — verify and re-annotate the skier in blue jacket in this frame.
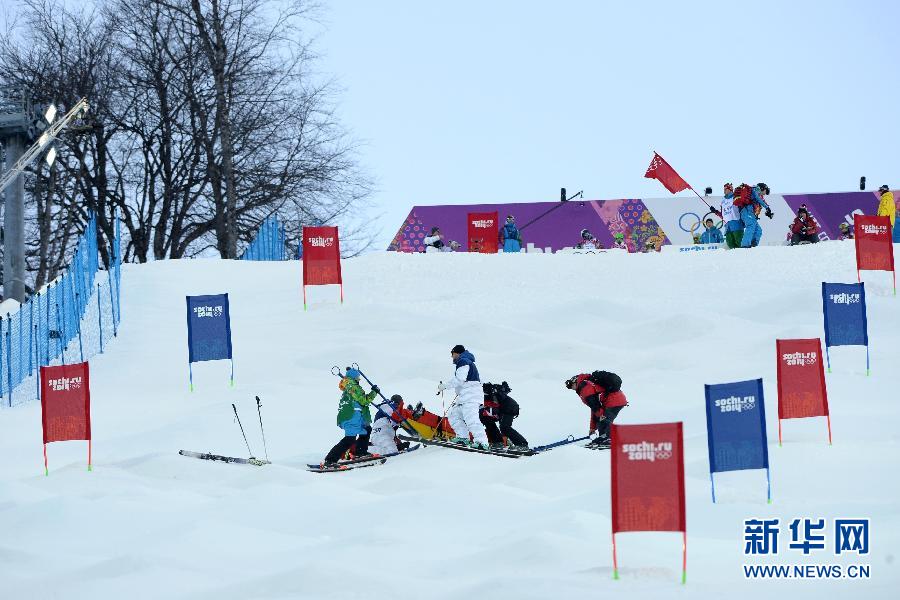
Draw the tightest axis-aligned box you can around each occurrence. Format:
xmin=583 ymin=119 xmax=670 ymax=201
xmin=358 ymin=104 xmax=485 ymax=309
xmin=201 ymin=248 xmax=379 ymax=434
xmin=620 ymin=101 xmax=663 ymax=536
xmin=500 ymin=215 xmax=523 ymax=252
xmin=698 ymin=218 xmax=724 ymax=244
xmin=740 ymin=183 xmax=773 ymax=248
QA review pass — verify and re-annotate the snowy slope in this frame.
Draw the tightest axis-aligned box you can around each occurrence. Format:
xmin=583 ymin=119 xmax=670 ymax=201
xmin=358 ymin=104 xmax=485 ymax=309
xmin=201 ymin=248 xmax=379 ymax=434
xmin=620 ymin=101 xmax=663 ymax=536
xmin=1 ymin=245 xmax=898 ymax=599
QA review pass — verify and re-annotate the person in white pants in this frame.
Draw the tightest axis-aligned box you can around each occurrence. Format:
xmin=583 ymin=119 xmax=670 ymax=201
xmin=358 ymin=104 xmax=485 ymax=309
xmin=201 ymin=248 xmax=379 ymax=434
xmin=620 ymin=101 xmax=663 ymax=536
xmin=438 ymin=345 xmax=489 ymax=449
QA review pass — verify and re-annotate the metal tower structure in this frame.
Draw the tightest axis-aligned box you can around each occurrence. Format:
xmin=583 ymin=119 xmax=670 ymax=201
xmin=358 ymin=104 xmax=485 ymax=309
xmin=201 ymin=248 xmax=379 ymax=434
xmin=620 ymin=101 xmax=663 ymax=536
xmin=0 ymin=86 xmax=89 ymax=302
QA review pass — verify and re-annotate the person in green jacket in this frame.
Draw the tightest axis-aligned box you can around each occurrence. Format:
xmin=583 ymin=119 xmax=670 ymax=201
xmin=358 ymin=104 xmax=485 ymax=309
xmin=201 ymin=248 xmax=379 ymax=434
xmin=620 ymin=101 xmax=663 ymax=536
xmin=322 ymin=368 xmax=380 ymax=466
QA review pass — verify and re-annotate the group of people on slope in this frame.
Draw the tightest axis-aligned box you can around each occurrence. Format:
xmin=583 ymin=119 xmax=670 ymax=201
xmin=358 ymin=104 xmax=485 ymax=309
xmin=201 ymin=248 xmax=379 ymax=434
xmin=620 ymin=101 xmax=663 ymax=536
xmin=576 ymin=229 xmax=628 ymax=251
xmin=705 ymin=182 xmax=773 ymax=248
xmin=698 ymin=183 xmax=896 ymax=247
xmin=321 ymin=346 xmax=628 ymax=466
xmin=422 ymin=215 xmax=524 ymax=253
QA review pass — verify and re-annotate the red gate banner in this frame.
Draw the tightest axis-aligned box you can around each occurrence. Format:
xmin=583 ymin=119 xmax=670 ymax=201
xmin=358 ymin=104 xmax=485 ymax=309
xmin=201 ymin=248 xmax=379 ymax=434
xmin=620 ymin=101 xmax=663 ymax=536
xmin=467 ymin=212 xmax=499 ymax=253
xmin=610 ymin=422 xmax=686 ymax=581
xmin=854 ymin=215 xmax=895 ymax=292
xmin=302 ymin=226 xmax=343 ymax=309
xmin=775 ymin=338 xmax=831 ymax=445
xmin=40 ymin=361 xmax=92 ymax=474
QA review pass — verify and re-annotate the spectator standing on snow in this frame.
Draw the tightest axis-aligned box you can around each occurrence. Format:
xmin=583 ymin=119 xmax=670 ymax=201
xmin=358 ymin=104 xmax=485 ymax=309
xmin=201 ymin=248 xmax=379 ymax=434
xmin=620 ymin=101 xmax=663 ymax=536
xmin=565 ymin=370 xmax=628 ymax=449
xmin=789 ymin=205 xmax=820 ymax=245
xmin=438 ymin=345 xmax=490 ymax=450
xmin=736 ymin=182 xmax=773 ymax=248
xmin=698 ymin=218 xmax=724 ymax=244
xmin=712 ymin=183 xmax=744 ymax=248
xmin=500 ymin=215 xmax=523 ymax=252
xmin=877 ymin=184 xmax=896 ymax=233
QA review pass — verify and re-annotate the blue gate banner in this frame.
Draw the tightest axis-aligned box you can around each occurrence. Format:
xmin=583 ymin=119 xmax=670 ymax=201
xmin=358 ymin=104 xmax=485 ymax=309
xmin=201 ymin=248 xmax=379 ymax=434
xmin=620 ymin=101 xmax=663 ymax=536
xmin=821 ymin=282 xmax=868 ymax=348
xmin=186 ymin=294 xmax=233 ymax=363
xmin=705 ymin=379 xmax=769 ymax=473
xmin=704 ymin=378 xmax=770 ymax=503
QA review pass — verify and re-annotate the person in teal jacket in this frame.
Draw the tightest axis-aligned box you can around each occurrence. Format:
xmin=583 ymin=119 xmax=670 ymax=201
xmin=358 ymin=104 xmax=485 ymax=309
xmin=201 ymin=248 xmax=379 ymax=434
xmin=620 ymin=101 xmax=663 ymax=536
xmin=322 ymin=368 xmax=380 ymax=466
xmin=698 ymin=218 xmax=724 ymax=244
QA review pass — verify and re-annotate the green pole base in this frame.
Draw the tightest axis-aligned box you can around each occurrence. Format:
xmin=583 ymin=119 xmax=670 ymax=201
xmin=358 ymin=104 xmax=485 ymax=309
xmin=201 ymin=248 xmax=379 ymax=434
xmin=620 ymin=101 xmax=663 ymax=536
xmin=682 ymin=571 xmax=687 ymax=584
xmin=613 ymin=569 xmax=619 ymax=580
xmin=189 ymin=384 xmax=194 ymax=392
xmin=88 ymin=465 xmax=92 ymax=472
xmin=229 ymin=379 xmax=235 ymax=388
xmin=827 ymin=368 xmax=832 ymax=373
xmin=44 ymin=469 xmax=48 ymax=476
xmin=866 ymin=369 xmax=870 ymax=377
xmin=767 ymin=498 xmax=772 ymax=504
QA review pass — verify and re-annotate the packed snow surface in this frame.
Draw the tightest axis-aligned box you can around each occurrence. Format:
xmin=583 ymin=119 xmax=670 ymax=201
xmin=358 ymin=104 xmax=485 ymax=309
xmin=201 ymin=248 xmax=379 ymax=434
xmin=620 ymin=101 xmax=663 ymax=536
xmin=1 ymin=244 xmax=897 ymax=599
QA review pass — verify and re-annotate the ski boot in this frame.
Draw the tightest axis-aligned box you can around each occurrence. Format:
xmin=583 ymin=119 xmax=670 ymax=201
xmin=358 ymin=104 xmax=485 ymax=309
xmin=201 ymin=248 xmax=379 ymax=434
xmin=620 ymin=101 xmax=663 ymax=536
xmin=449 ymin=437 xmax=470 ymax=446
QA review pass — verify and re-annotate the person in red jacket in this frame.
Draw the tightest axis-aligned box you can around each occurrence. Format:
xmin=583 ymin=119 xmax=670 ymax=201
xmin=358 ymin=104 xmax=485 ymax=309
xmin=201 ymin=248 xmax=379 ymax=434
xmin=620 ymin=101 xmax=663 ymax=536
xmin=565 ymin=370 xmax=628 ymax=449
xmin=789 ymin=205 xmax=820 ymax=245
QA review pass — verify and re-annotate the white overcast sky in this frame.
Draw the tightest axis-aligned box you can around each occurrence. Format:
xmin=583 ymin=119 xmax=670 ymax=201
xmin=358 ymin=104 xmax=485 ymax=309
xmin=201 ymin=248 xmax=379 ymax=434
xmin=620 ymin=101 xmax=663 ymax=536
xmin=4 ymin=1 xmax=898 ymax=247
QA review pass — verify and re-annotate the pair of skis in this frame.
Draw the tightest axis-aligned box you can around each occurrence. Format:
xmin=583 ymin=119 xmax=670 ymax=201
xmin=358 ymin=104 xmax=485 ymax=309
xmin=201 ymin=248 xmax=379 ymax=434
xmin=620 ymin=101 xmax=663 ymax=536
xmin=179 ymin=396 xmax=271 ymax=466
xmin=398 ymin=434 xmax=537 ymax=458
xmin=306 ymin=443 xmax=421 ymax=473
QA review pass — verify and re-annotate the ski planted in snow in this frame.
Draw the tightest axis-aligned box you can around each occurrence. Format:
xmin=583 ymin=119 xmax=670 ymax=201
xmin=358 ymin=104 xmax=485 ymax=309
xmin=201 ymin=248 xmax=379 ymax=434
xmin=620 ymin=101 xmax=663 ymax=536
xmin=308 ymin=458 xmax=387 ymax=473
xmin=179 ymin=450 xmax=271 ymax=466
xmin=305 ymin=443 xmax=421 ymax=470
xmin=398 ymin=434 xmax=532 ymax=457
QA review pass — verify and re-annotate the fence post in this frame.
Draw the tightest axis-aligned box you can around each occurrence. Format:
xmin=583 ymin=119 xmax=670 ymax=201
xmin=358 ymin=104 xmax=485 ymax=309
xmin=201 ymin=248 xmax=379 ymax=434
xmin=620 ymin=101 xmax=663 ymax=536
xmin=0 ymin=316 xmax=4 ymax=405
xmin=6 ymin=315 xmax=12 ymax=406
xmin=34 ymin=323 xmax=39 ymax=401
xmin=98 ymin=283 xmax=104 ymax=353
xmin=28 ymin=296 xmax=34 ymax=376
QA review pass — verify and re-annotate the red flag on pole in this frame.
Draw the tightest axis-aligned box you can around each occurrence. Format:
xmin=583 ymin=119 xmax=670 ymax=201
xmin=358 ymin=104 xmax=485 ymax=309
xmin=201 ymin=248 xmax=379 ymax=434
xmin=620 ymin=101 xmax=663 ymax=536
xmin=40 ymin=362 xmax=92 ymax=475
xmin=644 ymin=152 xmax=692 ymax=194
xmin=775 ymin=338 xmax=831 ymax=445
xmin=302 ymin=226 xmax=343 ymax=310
xmin=610 ymin=421 xmax=686 ymax=582
xmin=853 ymin=215 xmax=895 ymax=294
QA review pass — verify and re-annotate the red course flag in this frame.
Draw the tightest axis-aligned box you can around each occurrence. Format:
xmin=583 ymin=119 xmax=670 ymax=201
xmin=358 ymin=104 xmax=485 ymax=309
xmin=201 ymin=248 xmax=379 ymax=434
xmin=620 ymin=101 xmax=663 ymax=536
xmin=644 ymin=152 xmax=691 ymax=194
xmin=610 ymin=422 xmax=686 ymax=582
xmin=775 ymin=338 xmax=831 ymax=445
xmin=467 ymin=211 xmax=499 ymax=253
xmin=302 ymin=225 xmax=343 ymax=310
xmin=853 ymin=215 xmax=895 ymax=293
xmin=40 ymin=361 xmax=92 ymax=475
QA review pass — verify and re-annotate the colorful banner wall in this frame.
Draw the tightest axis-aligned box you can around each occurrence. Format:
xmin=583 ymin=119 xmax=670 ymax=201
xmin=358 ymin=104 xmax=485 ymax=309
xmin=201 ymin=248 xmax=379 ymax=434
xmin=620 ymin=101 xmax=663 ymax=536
xmin=610 ymin=422 xmax=686 ymax=581
xmin=389 ymin=190 xmax=896 ymax=252
xmin=775 ymin=338 xmax=831 ymax=445
xmin=821 ymin=282 xmax=869 ymax=373
xmin=40 ymin=361 xmax=91 ymax=474
xmin=302 ymin=225 xmax=343 ymax=308
xmin=467 ymin=211 xmax=499 ymax=253
xmin=704 ymin=379 xmax=770 ymax=502
xmin=186 ymin=293 xmax=234 ymax=389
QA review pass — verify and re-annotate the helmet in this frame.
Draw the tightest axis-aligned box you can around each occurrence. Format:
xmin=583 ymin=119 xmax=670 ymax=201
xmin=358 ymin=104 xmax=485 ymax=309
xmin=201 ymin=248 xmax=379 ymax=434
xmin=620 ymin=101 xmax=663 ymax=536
xmin=756 ymin=182 xmax=770 ymax=195
xmin=345 ymin=368 xmax=361 ymax=380
xmin=797 ymin=204 xmax=808 ymax=215
xmin=564 ymin=376 xmax=578 ymax=389
xmin=723 ymin=182 xmax=734 ymax=192
xmin=580 ymin=229 xmax=592 ymax=239
xmin=614 ymin=232 xmax=625 ymax=240
xmin=839 ymin=222 xmax=849 ymax=230
xmin=879 ymin=184 xmax=890 ymax=194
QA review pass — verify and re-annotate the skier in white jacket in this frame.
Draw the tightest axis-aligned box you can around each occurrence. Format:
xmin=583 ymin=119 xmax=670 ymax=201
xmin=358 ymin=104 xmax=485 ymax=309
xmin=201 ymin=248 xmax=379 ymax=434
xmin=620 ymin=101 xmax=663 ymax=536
xmin=438 ymin=345 xmax=489 ymax=449
xmin=368 ymin=395 xmax=411 ymax=455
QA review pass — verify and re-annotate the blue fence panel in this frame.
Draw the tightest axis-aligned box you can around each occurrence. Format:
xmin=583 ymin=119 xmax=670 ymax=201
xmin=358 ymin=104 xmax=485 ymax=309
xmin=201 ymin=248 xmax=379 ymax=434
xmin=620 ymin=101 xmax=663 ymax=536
xmin=240 ymin=215 xmax=287 ymax=261
xmin=1 ymin=211 xmax=122 ymax=407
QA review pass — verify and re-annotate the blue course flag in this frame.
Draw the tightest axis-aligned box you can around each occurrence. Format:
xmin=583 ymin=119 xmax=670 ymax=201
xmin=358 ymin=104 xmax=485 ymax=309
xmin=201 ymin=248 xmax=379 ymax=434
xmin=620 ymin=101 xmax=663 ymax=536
xmin=705 ymin=379 xmax=769 ymax=475
xmin=186 ymin=294 xmax=233 ymax=363
xmin=821 ymin=283 xmax=868 ymax=348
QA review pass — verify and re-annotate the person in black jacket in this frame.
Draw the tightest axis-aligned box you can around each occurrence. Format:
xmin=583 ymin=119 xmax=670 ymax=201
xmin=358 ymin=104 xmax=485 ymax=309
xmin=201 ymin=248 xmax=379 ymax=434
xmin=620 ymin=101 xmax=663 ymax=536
xmin=479 ymin=381 xmax=529 ymax=451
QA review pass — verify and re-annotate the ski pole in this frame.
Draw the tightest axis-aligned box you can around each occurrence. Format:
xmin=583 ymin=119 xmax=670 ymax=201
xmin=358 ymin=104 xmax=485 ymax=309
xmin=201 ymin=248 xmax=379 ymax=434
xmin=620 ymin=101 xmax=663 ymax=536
xmin=350 ymin=363 xmax=421 ymax=437
xmin=531 ymin=435 xmax=590 ymax=453
xmin=255 ymin=396 xmax=269 ymax=462
xmin=232 ymin=403 xmax=255 ymax=457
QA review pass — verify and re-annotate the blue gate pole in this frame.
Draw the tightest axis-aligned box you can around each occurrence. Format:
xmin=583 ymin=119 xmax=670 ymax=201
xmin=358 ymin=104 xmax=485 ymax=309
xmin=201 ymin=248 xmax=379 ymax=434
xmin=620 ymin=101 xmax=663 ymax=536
xmin=0 ymin=316 xmax=4 ymax=405
xmin=34 ymin=324 xmax=40 ymax=400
